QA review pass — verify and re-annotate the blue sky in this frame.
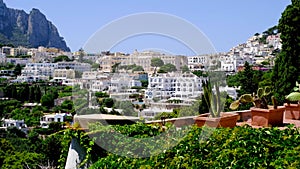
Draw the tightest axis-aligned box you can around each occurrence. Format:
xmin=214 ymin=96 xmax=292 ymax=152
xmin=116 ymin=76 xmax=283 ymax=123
xmin=4 ymin=0 xmax=291 ymax=55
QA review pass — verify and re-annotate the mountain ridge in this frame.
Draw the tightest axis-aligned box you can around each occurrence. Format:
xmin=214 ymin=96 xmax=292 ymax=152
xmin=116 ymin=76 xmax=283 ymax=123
xmin=0 ymin=0 xmax=70 ymax=51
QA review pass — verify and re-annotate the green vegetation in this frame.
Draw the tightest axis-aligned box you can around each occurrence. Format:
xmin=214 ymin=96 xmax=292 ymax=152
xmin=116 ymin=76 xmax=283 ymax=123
xmin=286 ymin=81 xmax=300 ymax=103
xmin=0 ymin=126 xmax=65 ymax=168
xmin=227 ymin=62 xmax=268 ymax=95
xmin=88 ymin=123 xmax=300 ymax=168
xmin=258 ymin=26 xmax=279 ymax=44
xmin=181 ymin=65 xmax=190 ymax=73
xmin=202 ymin=79 xmax=223 ymax=117
xmin=0 ymin=63 xmax=14 ymax=70
xmin=151 ymin=57 xmax=164 ymax=74
xmin=53 ymin=55 xmax=72 ymax=63
xmin=158 ymin=63 xmax=177 ymax=73
xmin=2 ymin=84 xmax=42 ymax=102
xmin=119 ymin=64 xmax=144 ymax=72
xmin=230 ymin=86 xmax=277 ymax=110
xmin=272 ymin=0 xmax=300 ymax=104
xmin=114 ymin=101 xmax=137 ymax=116
xmin=192 ymin=70 xmax=208 ymax=77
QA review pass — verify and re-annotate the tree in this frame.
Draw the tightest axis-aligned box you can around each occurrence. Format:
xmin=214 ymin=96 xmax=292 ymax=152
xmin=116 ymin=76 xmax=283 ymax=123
xmin=92 ymin=63 xmax=100 ymax=70
xmin=238 ymin=62 xmax=257 ymax=95
xmin=75 ymin=71 xmax=82 ymax=78
xmin=4 ymin=84 xmax=17 ymax=99
xmin=41 ymin=94 xmax=55 ymax=108
xmin=95 ymin=92 xmax=109 ymax=98
xmin=159 ymin=63 xmax=177 ymax=73
xmin=61 ymin=100 xmax=74 ymax=112
xmin=140 ymin=80 xmax=149 ymax=88
xmin=34 ymin=85 xmax=42 ymax=102
xmin=114 ymin=101 xmax=137 ymax=116
xmin=54 ymin=55 xmax=71 ymax=63
xmin=178 ymin=101 xmax=201 ymax=117
xmin=181 ymin=65 xmax=190 ymax=73
xmin=19 ymin=84 xmax=29 ymax=102
xmin=13 ymin=64 xmax=22 ymax=76
xmin=272 ymin=0 xmax=300 ymax=104
xmin=29 ymin=86 xmax=35 ymax=102
xmin=132 ymin=65 xmax=144 ymax=72
xmin=102 ymin=98 xmax=114 ymax=108
xmin=151 ymin=58 xmax=164 ymax=74
xmin=111 ymin=63 xmax=120 ymax=73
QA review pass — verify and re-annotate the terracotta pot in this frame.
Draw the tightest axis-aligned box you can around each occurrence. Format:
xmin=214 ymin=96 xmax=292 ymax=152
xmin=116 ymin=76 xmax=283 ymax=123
xmin=284 ymin=103 xmax=300 ymax=120
xmin=194 ymin=112 xmax=239 ymax=128
xmin=250 ymin=106 xmax=285 ymax=127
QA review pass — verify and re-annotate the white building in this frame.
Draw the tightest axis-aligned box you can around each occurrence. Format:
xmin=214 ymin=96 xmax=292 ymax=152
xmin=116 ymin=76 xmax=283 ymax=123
xmin=57 ymin=61 xmax=91 ymax=72
xmin=266 ymin=33 xmax=282 ymax=49
xmin=22 ymin=63 xmax=58 ymax=77
xmin=13 ymin=75 xmax=49 ymax=83
xmin=0 ymin=53 xmax=6 ymax=64
xmin=109 ymin=73 xmax=136 ymax=93
xmin=1 ymin=46 xmax=12 ymax=55
xmin=146 ymin=72 xmax=205 ymax=100
xmin=2 ymin=119 xmax=27 ymax=129
xmin=40 ymin=113 xmax=69 ymax=128
xmin=188 ymin=55 xmax=208 ymax=71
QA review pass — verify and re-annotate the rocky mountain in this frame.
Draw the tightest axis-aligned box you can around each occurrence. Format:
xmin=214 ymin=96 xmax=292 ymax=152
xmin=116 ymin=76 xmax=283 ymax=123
xmin=0 ymin=0 xmax=70 ymax=51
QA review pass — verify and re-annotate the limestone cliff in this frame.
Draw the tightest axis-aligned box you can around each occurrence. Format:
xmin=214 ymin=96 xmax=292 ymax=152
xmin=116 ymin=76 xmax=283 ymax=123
xmin=0 ymin=0 xmax=70 ymax=51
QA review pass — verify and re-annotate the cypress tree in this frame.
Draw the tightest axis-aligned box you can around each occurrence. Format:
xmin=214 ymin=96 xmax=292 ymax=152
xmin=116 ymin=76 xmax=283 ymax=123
xmin=34 ymin=85 xmax=42 ymax=102
xmin=272 ymin=0 xmax=300 ymax=103
xmin=239 ymin=62 xmax=257 ymax=95
xmin=29 ymin=86 xmax=35 ymax=102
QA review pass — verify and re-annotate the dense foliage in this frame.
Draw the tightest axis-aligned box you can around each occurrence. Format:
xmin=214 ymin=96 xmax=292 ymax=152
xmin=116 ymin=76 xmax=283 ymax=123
xmin=89 ymin=124 xmax=300 ymax=169
xmin=158 ymin=63 xmax=177 ymax=73
xmin=0 ymin=127 xmax=65 ymax=168
xmin=272 ymin=0 xmax=300 ymax=104
xmin=227 ymin=62 xmax=267 ymax=96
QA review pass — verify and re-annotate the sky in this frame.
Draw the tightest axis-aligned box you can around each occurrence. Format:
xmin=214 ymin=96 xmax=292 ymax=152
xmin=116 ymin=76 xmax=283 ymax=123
xmin=4 ymin=0 xmax=291 ymax=55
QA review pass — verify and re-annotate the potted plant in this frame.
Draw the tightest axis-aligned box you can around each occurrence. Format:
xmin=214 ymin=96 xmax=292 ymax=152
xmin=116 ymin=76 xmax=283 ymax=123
xmin=230 ymin=87 xmax=285 ymax=127
xmin=194 ymin=79 xmax=239 ymax=128
xmin=284 ymin=81 xmax=300 ymax=120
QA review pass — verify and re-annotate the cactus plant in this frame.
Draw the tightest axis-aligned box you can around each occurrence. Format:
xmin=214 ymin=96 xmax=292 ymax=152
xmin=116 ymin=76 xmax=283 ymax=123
xmin=286 ymin=81 xmax=300 ymax=104
xmin=230 ymin=86 xmax=278 ymax=110
xmin=202 ymin=79 xmax=223 ymax=117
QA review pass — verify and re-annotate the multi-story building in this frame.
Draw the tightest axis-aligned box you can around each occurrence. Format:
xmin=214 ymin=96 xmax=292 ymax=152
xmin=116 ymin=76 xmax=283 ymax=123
xmin=57 ymin=61 xmax=91 ymax=72
xmin=188 ymin=55 xmax=208 ymax=71
xmin=145 ymin=72 xmax=205 ymax=99
xmin=110 ymin=73 xmax=138 ymax=93
xmin=22 ymin=63 xmax=58 ymax=77
xmin=266 ymin=33 xmax=282 ymax=49
xmin=97 ymin=52 xmax=128 ymax=73
xmin=10 ymin=46 xmax=28 ymax=56
xmin=121 ymin=50 xmax=187 ymax=74
xmin=53 ymin=69 xmax=75 ymax=81
xmin=13 ymin=75 xmax=49 ymax=83
xmin=1 ymin=46 xmax=12 ymax=55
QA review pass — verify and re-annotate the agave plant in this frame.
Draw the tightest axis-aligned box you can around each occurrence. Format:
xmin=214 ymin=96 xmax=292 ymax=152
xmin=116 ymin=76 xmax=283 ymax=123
xmin=202 ymin=79 xmax=224 ymax=117
xmin=230 ymin=86 xmax=278 ymax=110
xmin=286 ymin=81 xmax=300 ymax=104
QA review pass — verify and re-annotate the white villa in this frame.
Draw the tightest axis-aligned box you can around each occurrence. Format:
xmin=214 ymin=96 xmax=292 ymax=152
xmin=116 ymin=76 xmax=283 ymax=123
xmin=146 ymin=72 xmax=205 ymax=100
xmin=40 ymin=113 xmax=69 ymax=128
xmin=1 ymin=119 xmax=27 ymax=129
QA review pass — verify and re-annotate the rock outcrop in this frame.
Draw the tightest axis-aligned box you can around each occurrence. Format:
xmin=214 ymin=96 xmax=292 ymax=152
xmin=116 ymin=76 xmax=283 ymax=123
xmin=0 ymin=0 xmax=70 ymax=51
